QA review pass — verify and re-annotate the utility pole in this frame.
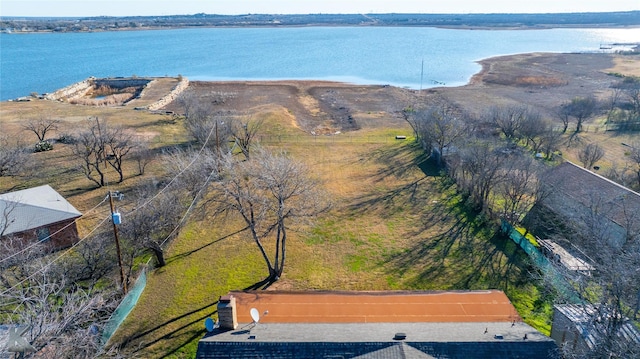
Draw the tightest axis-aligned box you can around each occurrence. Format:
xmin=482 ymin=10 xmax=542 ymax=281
xmin=109 ymin=191 xmax=127 ymax=294
xmin=98 ymin=116 xmax=127 ymax=294
xmin=215 ymin=120 xmax=222 ymax=173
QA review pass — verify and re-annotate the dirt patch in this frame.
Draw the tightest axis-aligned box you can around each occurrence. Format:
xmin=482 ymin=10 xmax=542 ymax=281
xmin=2 ymin=53 xmax=637 ymax=158
xmin=440 ymin=53 xmax=633 ymax=118
xmin=160 ymin=53 xmax=636 ymax=135
xmin=164 ymin=81 xmax=441 ymax=135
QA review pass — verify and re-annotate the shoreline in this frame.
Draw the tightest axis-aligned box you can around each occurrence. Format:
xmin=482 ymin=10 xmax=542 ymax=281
xmin=3 ymin=11 xmax=639 ymax=34
xmin=3 ymin=46 xmax=638 ymax=103
xmin=4 ymin=24 xmax=640 ymax=35
xmin=1 ymin=50 xmax=631 ymax=103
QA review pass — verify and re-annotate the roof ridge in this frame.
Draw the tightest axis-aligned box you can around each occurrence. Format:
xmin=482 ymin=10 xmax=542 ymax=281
xmin=562 ymin=161 xmax=640 ymax=198
xmin=20 ymin=201 xmax=80 ymax=216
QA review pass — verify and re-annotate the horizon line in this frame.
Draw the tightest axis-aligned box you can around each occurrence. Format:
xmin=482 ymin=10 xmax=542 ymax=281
xmin=3 ymin=10 xmax=639 ymax=19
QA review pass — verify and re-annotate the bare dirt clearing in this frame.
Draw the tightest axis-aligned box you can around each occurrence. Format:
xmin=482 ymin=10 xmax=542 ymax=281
xmin=2 ymin=52 xmax=637 ymax=201
xmin=161 ymin=53 xmax=637 ymax=135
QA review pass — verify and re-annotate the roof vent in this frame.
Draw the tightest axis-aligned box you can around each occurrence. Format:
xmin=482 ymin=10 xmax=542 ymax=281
xmin=394 ymin=333 xmax=407 ymax=340
xmin=494 ymin=334 xmax=504 ymax=340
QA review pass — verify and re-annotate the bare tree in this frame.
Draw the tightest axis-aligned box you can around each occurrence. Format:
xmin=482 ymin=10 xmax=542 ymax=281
xmin=564 ymin=96 xmax=598 ymax=133
xmin=516 ymin=110 xmax=548 ymax=153
xmin=230 ymin=116 xmax=264 ymax=160
xmin=162 ymin=146 xmax=220 ymax=200
xmin=401 ymin=106 xmax=422 ymax=144
xmin=61 ymin=231 xmax=116 ymax=289
xmin=604 ymin=163 xmax=636 ymax=190
xmin=578 ymin=142 xmax=605 ymax=169
xmin=22 ymin=117 xmax=61 ymax=142
xmin=72 ymin=118 xmax=136 ymax=186
xmin=179 ymin=93 xmax=234 ymax=154
xmin=629 ymin=141 xmax=640 ymax=189
xmin=103 ymin=125 xmax=137 ymax=183
xmin=413 ymin=104 xmax=468 ymax=167
xmin=487 ymin=105 xmax=528 ymax=142
xmin=605 ymin=87 xmax=623 ymax=124
xmin=556 ymin=103 xmax=572 ymax=134
xmin=130 ymin=140 xmax=153 ymax=176
xmin=72 ymin=121 xmax=107 ymax=187
xmin=496 ymin=156 xmax=543 ymax=225
xmin=0 ymin=240 xmax=119 ymax=358
xmin=119 ymin=186 xmax=184 ymax=270
xmin=539 ymin=127 xmax=563 ymax=159
xmin=0 ymin=199 xmax=17 ymax=238
xmin=447 ymin=138 xmax=508 ymax=214
xmin=615 ymin=77 xmax=640 ymax=120
xmin=175 ymin=89 xmax=199 ymax=120
xmin=0 ymin=134 xmax=32 ymax=177
xmin=210 ymin=149 xmax=329 ymax=283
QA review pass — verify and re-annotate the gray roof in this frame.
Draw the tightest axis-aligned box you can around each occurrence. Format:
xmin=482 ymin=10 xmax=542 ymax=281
xmin=0 ymin=185 xmax=81 ymax=236
xmin=353 ymin=343 xmax=436 ymax=359
xmin=202 ymin=322 xmax=548 ymax=343
xmin=543 ymin=161 xmax=640 ymax=230
xmin=197 ymin=322 xmax=558 ymax=358
xmin=554 ymin=304 xmax=640 ymax=350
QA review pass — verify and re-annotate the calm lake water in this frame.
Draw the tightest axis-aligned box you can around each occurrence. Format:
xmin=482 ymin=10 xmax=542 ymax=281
xmin=1 ymin=26 xmax=638 ymax=101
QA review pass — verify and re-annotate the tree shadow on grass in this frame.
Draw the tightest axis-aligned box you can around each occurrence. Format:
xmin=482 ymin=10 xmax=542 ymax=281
xmin=384 ymin=210 xmax=530 ymax=292
xmin=243 ymin=276 xmax=276 ymax=291
xmin=384 ymin=215 xmax=472 ymax=281
xmin=347 ymin=143 xmax=445 ymax=220
xmin=118 ymin=300 xmax=219 ymax=353
xmin=121 ymin=300 xmax=218 ymax=350
xmin=449 ymin=231 xmax=530 ymax=290
xmin=366 ymin=142 xmax=435 ymax=181
xmin=166 ymin=227 xmax=248 ymax=265
xmin=346 ymin=176 xmax=430 ymax=218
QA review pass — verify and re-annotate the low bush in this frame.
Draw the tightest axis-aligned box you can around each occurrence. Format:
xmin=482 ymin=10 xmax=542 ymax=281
xmin=34 ymin=140 xmax=53 ymax=152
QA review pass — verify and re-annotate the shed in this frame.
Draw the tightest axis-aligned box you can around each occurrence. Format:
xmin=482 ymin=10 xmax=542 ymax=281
xmin=551 ymin=304 xmax=640 ymax=356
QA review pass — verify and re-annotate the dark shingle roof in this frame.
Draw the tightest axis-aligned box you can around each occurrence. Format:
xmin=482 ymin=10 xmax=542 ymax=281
xmin=353 ymin=343 xmax=436 ymax=359
xmin=543 ymin=161 xmax=640 ymax=230
xmin=197 ymin=291 xmax=558 ymax=358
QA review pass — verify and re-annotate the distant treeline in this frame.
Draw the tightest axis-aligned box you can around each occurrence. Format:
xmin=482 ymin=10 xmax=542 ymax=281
xmin=2 ymin=11 xmax=639 ymax=32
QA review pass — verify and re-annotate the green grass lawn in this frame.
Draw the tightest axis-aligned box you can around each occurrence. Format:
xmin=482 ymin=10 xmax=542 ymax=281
xmin=110 ymin=122 xmax=552 ymax=357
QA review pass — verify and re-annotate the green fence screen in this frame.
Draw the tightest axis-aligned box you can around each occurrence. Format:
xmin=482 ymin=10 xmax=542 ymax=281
xmin=101 ymin=267 xmax=148 ymax=346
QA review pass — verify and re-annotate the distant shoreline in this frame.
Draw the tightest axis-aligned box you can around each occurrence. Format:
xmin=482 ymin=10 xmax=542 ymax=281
xmin=4 ymin=24 xmax=640 ymax=35
xmin=2 ymin=11 xmax=639 ymax=33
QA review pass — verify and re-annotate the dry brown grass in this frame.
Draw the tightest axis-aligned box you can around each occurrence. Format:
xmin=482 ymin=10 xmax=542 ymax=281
xmin=101 ymin=96 xmax=540 ymax=357
xmin=483 ymin=73 xmax=567 ymax=87
xmin=608 ymin=56 xmax=640 ymax=77
xmin=8 ymin=59 xmax=632 ymax=355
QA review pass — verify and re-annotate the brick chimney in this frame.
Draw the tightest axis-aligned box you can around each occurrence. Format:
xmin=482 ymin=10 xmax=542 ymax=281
xmin=218 ymin=295 xmax=238 ymax=330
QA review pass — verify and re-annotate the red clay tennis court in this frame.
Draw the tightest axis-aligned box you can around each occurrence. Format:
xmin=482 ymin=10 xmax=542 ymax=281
xmin=228 ymin=290 xmax=521 ymax=324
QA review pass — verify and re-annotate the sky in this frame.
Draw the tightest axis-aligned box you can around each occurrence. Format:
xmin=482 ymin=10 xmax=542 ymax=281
xmin=1 ymin=0 xmax=638 ymax=17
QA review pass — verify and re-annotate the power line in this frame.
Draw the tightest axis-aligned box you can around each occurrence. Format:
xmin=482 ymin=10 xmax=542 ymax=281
xmin=0 ymin=215 xmax=110 ymax=296
xmin=159 ymin=166 xmax=219 ymax=248
xmin=127 ymin=116 xmax=218 ymax=214
xmin=0 ymin=195 xmax=109 ymax=265
xmin=1 ymin=113 xmax=219 ymax=293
